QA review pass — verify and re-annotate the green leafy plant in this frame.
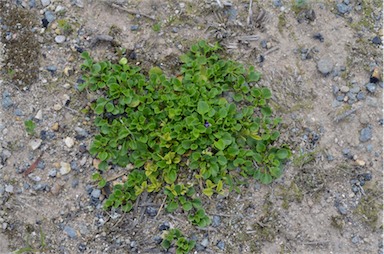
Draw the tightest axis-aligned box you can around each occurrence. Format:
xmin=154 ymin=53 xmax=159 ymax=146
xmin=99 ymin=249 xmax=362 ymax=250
xmin=12 ymin=225 xmax=48 ymax=254
xmin=24 ymin=120 xmax=36 ymax=136
xmin=80 ymin=40 xmax=290 ymax=232
xmin=161 ymin=228 xmax=196 ymax=254
xmin=152 ymin=23 xmax=161 ymax=32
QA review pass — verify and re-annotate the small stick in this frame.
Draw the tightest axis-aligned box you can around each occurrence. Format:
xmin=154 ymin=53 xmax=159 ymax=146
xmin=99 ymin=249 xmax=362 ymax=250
xmin=264 ymin=46 xmax=280 ymax=55
xmin=333 ymin=106 xmax=362 ymax=123
xmin=110 ymin=3 xmax=155 ymax=21
xmin=23 ymin=152 xmax=44 ymax=177
xmin=247 ymin=0 xmax=253 ymax=26
xmin=155 ymin=195 xmax=167 ymax=219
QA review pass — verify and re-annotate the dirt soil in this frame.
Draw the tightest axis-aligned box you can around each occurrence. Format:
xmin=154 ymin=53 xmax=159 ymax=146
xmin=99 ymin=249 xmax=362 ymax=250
xmin=0 ymin=0 xmax=383 ymax=253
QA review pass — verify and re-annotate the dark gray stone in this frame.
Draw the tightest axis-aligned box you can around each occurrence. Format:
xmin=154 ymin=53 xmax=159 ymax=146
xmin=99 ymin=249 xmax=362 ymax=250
xmin=336 ymin=202 xmax=348 ymax=215
xmin=71 ymin=179 xmax=79 ymax=188
xmin=212 ymin=215 xmax=221 ymax=227
xmin=372 ymin=36 xmax=382 ymax=45
xmin=14 ymin=109 xmax=23 ymax=116
xmin=332 ymin=85 xmax=339 ymax=95
xmin=146 ymin=207 xmax=158 ymax=217
xmin=130 ymin=25 xmax=139 ymax=31
xmin=2 ymin=91 xmax=13 ymax=109
xmin=46 ymin=65 xmax=57 ymax=72
xmin=159 ymin=222 xmax=170 ymax=231
xmin=33 ymin=183 xmax=49 ymax=191
xmin=273 ymin=0 xmax=282 ymax=7
xmin=359 ymin=126 xmax=372 ymax=142
xmin=29 ymin=0 xmax=36 ymax=8
xmin=351 ymin=235 xmax=360 ymax=244
xmin=336 ymin=95 xmax=344 ymax=102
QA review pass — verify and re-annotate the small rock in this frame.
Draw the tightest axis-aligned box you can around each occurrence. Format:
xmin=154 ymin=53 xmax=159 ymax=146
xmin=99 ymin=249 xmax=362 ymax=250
xmin=217 ymin=240 xmax=225 ymax=250
xmin=130 ymin=25 xmax=139 ymax=31
xmin=201 ymin=238 xmax=209 ymax=248
xmin=51 ymin=122 xmax=59 ymax=131
xmin=372 ymin=36 xmax=382 ymax=45
xmin=159 ymin=222 xmax=170 ymax=231
xmin=53 ymin=104 xmax=62 ymax=111
xmin=44 ymin=11 xmax=55 ymax=23
xmin=35 ymin=109 xmax=43 ymax=120
xmin=359 ymin=126 xmax=372 ymax=142
xmin=336 ymin=95 xmax=344 ymax=102
xmin=71 ymin=179 xmax=79 ymax=188
xmin=171 ymin=27 xmax=178 ymax=33
xmin=340 ymin=85 xmax=350 ymax=93
xmin=212 ymin=215 xmax=221 ymax=227
xmin=64 ymin=225 xmax=77 ymax=239
xmin=313 ymin=33 xmax=324 ymax=42
xmin=42 ymin=18 xmax=49 ymax=28
xmin=332 ymin=100 xmax=343 ymax=108
xmin=2 ymin=92 xmax=13 ymax=109
xmin=46 ymin=65 xmax=57 ymax=73
xmin=64 ymin=137 xmax=75 ymax=148
xmin=332 ymin=85 xmax=339 ymax=95
xmin=28 ymin=174 xmax=41 ymax=182
xmin=29 ymin=139 xmax=42 ymax=150
xmin=33 ymin=183 xmax=49 ymax=191
xmin=74 ymin=0 xmax=84 ymax=8
xmin=317 ymin=57 xmax=334 ymax=75
xmin=366 ymin=96 xmax=378 ymax=107
xmin=272 ymin=0 xmax=282 ymax=7
xmin=29 ymin=0 xmax=36 ymax=8
xmin=351 ymin=235 xmax=360 ymax=244
xmin=350 ymin=86 xmax=360 ymax=93
xmin=59 ymin=162 xmax=71 ymax=175
xmin=55 ymin=5 xmax=65 ymax=13
xmin=75 ymin=127 xmax=88 ymax=138
xmin=337 ymin=3 xmax=350 ymax=14
xmin=146 ymin=207 xmax=158 ymax=217
xmin=48 ymin=169 xmax=57 ymax=177
xmin=365 ymin=83 xmax=376 ymax=93
xmin=336 ymin=202 xmax=348 ymax=215
xmin=78 ymin=243 xmax=87 ymax=252
xmin=5 ymin=185 xmax=14 ymax=193
xmin=55 ymin=35 xmax=66 ymax=44
xmin=355 ymin=159 xmax=365 ymax=166
xmin=51 ymin=182 xmax=62 ymax=195
xmin=40 ymin=0 xmax=50 ymax=7
xmin=91 ymin=189 xmax=101 ymax=199
xmin=14 ymin=109 xmax=23 ymax=116
xmin=356 ymin=92 xmax=365 ymax=100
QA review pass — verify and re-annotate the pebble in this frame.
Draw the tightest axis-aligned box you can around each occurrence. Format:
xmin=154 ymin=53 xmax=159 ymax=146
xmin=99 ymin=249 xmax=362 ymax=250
xmin=53 ymin=104 xmax=62 ymax=111
xmin=359 ymin=126 xmax=372 ymax=142
xmin=46 ymin=65 xmax=57 ymax=72
xmin=372 ymin=36 xmax=382 ymax=45
xmin=44 ymin=11 xmax=55 ymax=23
xmin=131 ymin=25 xmax=139 ymax=31
xmin=2 ymin=91 xmax=13 ymax=109
xmin=217 ymin=240 xmax=225 ymax=250
xmin=351 ymin=235 xmax=360 ymax=244
xmin=201 ymin=238 xmax=209 ymax=248
xmin=365 ymin=83 xmax=376 ymax=93
xmin=336 ymin=202 xmax=348 ymax=215
xmin=78 ymin=243 xmax=87 ymax=252
xmin=29 ymin=174 xmax=41 ymax=182
xmin=91 ymin=189 xmax=101 ymax=199
xmin=337 ymin=3 xmax=350 ymax=14
xmin=71 ymin=179 xmax=79 ymax=188
xmin=55 ymin=5 xmax=65 ymax=13
xmin=159 ymin=222 xmax=170 ymax=231
xmin=40 ymin=0 xmax=50 ymax=7
xmin=272 ymin=0 xmax=282 ymax=7
xmin=313 ymin=33 xmax=324 ymax=42
xmin=75 ymin=127 xmax=88 ymax=138
xmin=317 ymin=57 xmax=334 ymax=75
xmin=29 ymin=139 xmax=42 ymax=150
xmin=48 ymin=169 xmax=57 ymax=177
xmin=5 ymin=185 xmax=14 ymax=193
xmin=64 ymin=225 xmax=77 ymax=239
xmin=14 ymin=109 xmax=23 ymax=116
xmin=29 ymin=0 xmax=36 ymax=8
xmin=59 ymin=162 xmax=71 ymax=175
xmin=35 ymin=109 xmax=43 ymax=120
xmin=336 ymin=95 xmax=344 ymax=102
xmin=146 ymin=207 xmax=158 ymax=217
xmin=74 ymin=0 xmax=84 ymax=8
xmin=52 ymin=122 xmax=59 ymax=131
xmin=64 ymin=137 xmax=75 ymax=148
xmin=51 ymin=182 xmax=62 ymax=195
xmin=55 ymin=35 xmax=66 ymax=44
xmin=355 ymin=159 xmax=365 ymax=166
xmin=350 ymin=86 xmax=360 ymax=93
xmin=356 ymin=92 xmax=365 ymax=100
xmin=42 ymin=18 xmax=49 ymax=28
xmin=212 ymin=215 xmax=221 ymax=227
xmin=340 ymin=85 xmax=349 ymax=93
xmin=33 ymin=183 xmax=48 ymax=191
xmin=332 ymin=100 xmax=343 ymax=108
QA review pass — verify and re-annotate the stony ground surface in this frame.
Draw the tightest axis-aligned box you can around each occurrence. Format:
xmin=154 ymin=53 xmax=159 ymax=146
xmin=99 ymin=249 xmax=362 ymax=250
xmin=0 ymin=0 xmax=383 ymax=253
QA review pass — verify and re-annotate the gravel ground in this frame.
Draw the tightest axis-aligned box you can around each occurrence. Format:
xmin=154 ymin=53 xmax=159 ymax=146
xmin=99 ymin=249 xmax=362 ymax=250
xmin=0 ymin=0 xmax=383 ymax=253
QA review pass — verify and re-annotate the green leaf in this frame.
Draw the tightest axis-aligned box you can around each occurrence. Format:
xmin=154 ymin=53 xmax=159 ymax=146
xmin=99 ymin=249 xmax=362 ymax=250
xmin=98 ymin=151 xmax=109 ymax=161
xmin=233 ymin=93 xmax=243 ymax=102
xmin=166 ymin=201 xmax=179 ymax=213
xmin=217 ymin=155 xmax=227 ymax=166
xmin=214 ymin=139 xmax=226 ymax=151
xmin=197 ymin=101 xmax=210 ymax=115
xmin=260 ymin=173 xmax=273 ymax=184
xmin=202 ymin=188 xmax=214 ymax=197
xmin=182 ymin=201 xmax=193 ymax=211
xmin=248 ymin=70 xmax=261 ymax=82
xmin=261 ymin=106 xmax=272 ymax=116
xmin=269 ymin=167 xmax=282 ymax=177
xmin=276 ymin=148 xmax=289 ymax=159
xmin=261 ymin=87 xmax=272 ymax=99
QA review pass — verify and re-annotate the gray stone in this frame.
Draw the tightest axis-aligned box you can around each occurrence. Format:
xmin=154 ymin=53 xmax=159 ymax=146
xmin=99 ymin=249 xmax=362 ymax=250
xmin=5 ymin=185 xmax=14 ymax=193
xmin=64 ymin=225 xmax=77 ymax=238
xmin=337 ymin=3 xmax=350 ymax=14
xmin=336 ymin=95 xmax=344 ymax=102
xmin=317 ymin=58 xmax=334 ymax=75
xmin=33 ymin=183 xmax=48 ymax=191
xmin=130 ymin=25 xmax=139 ymax=31
xmin=48 ymin=169 xmax=57 ymax=177
xmin=44 ymin=11 xmax=55 ymax=23
xmin=201 ymin=238 xmax=209 ymax=247
xmin=46 ymin=65 xmax=57 ymax=72
xmin=74 ymin=0 xmax=84 ymax=8
xmin=340 ymin=85 xmax=349 ymax=93
xmin=359 ymin=126 xmax=372 ymax=142
xmin=217 ymin=240 xmax=225 ymax=250
xmin=29 ymin=0 xmax=36 ymax=8
xmin=332 ymin=85 xmax=339 ymax=95
xmin=365 ymin=83 xmax=376 ymax=93
xmin=212 ymin=215 xmax=221 ymax=227
xmin=350 ymin=86 xmax=360 ymax=93
xmin=332 ymin=100 xmax=343 ymax=108
xmin=171 ymin=27 xmax=178 ymax=33
xmin=14 ymin=109 xmax=23 ymax=116
xmin=273 ymin=0 xmax=282 ymax=7
xmin=356 ymin=91 xmax=365 ymax=100
xmin=55 ymin=35 xmax=66 ymax=44
xmin=40 ymin=0 xmax=50 ymax=7
xmin=71 ymin=179 xmax=79 ymax=188
xmin=351 ymin=235 xmax=360 ymax=244
xmin=336 ymin=202 xmax=348 ymax=215
xmin=366 ymin=96 xmax=378 ymax=107
xmin=75 ymin=127 xmax=88 ymax=137
xmin=2 ymin=92 xmax=13 ymax=109
xmin=91 ymin=189 xmax=101 ymax=198
xmin=146 ymin=207 xmax=157 ymax=217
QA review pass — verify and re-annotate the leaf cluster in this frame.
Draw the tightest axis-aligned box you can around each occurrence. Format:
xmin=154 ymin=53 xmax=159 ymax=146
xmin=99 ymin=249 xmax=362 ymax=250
xmin=161 ymin=228 xmax=196 ymax=254
xmin=80 ymin=40 xmax=291 ymax=230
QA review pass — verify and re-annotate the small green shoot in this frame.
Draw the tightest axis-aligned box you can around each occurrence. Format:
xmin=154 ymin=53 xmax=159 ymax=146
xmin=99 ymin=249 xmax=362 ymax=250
xmin=24 ymin=120 xmax=36 ymax=136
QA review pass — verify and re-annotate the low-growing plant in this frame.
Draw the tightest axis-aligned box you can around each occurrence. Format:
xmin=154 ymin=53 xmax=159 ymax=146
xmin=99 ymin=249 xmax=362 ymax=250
xmin=79 ymin=40 xmax=290 ymax=237
xmin=161 ymin=228 xmax=196 ymax=254
xmin=24 ymin=120 xmax=36 ymax=136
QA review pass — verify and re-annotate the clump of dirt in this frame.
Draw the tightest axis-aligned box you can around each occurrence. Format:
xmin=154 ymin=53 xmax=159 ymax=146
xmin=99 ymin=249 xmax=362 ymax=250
xmin=0 ymin=2 xmax=40 ymax=87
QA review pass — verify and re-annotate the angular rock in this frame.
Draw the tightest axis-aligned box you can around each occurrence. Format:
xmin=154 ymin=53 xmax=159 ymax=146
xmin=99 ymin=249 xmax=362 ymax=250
xmin=359 ymin=126 xmax=372 ymax=142
xmin=59 ymin=162 xmax=71 ymax=175
xmin=317 ymin=57 xmax=334 ymax=75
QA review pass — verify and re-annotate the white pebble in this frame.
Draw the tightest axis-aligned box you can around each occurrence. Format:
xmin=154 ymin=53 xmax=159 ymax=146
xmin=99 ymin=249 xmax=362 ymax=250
xmin=64 ymin=137 xmax=75 ymax=148
xmin=29 ymin=139 xmax=42 ymax=150
xmin=35 ymin=109 xmax=43 ymax=120
xmin=55 ymin=35 xmax=66 ymax=44
xmin=59 ymin=162 xmax=71 ymax=175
